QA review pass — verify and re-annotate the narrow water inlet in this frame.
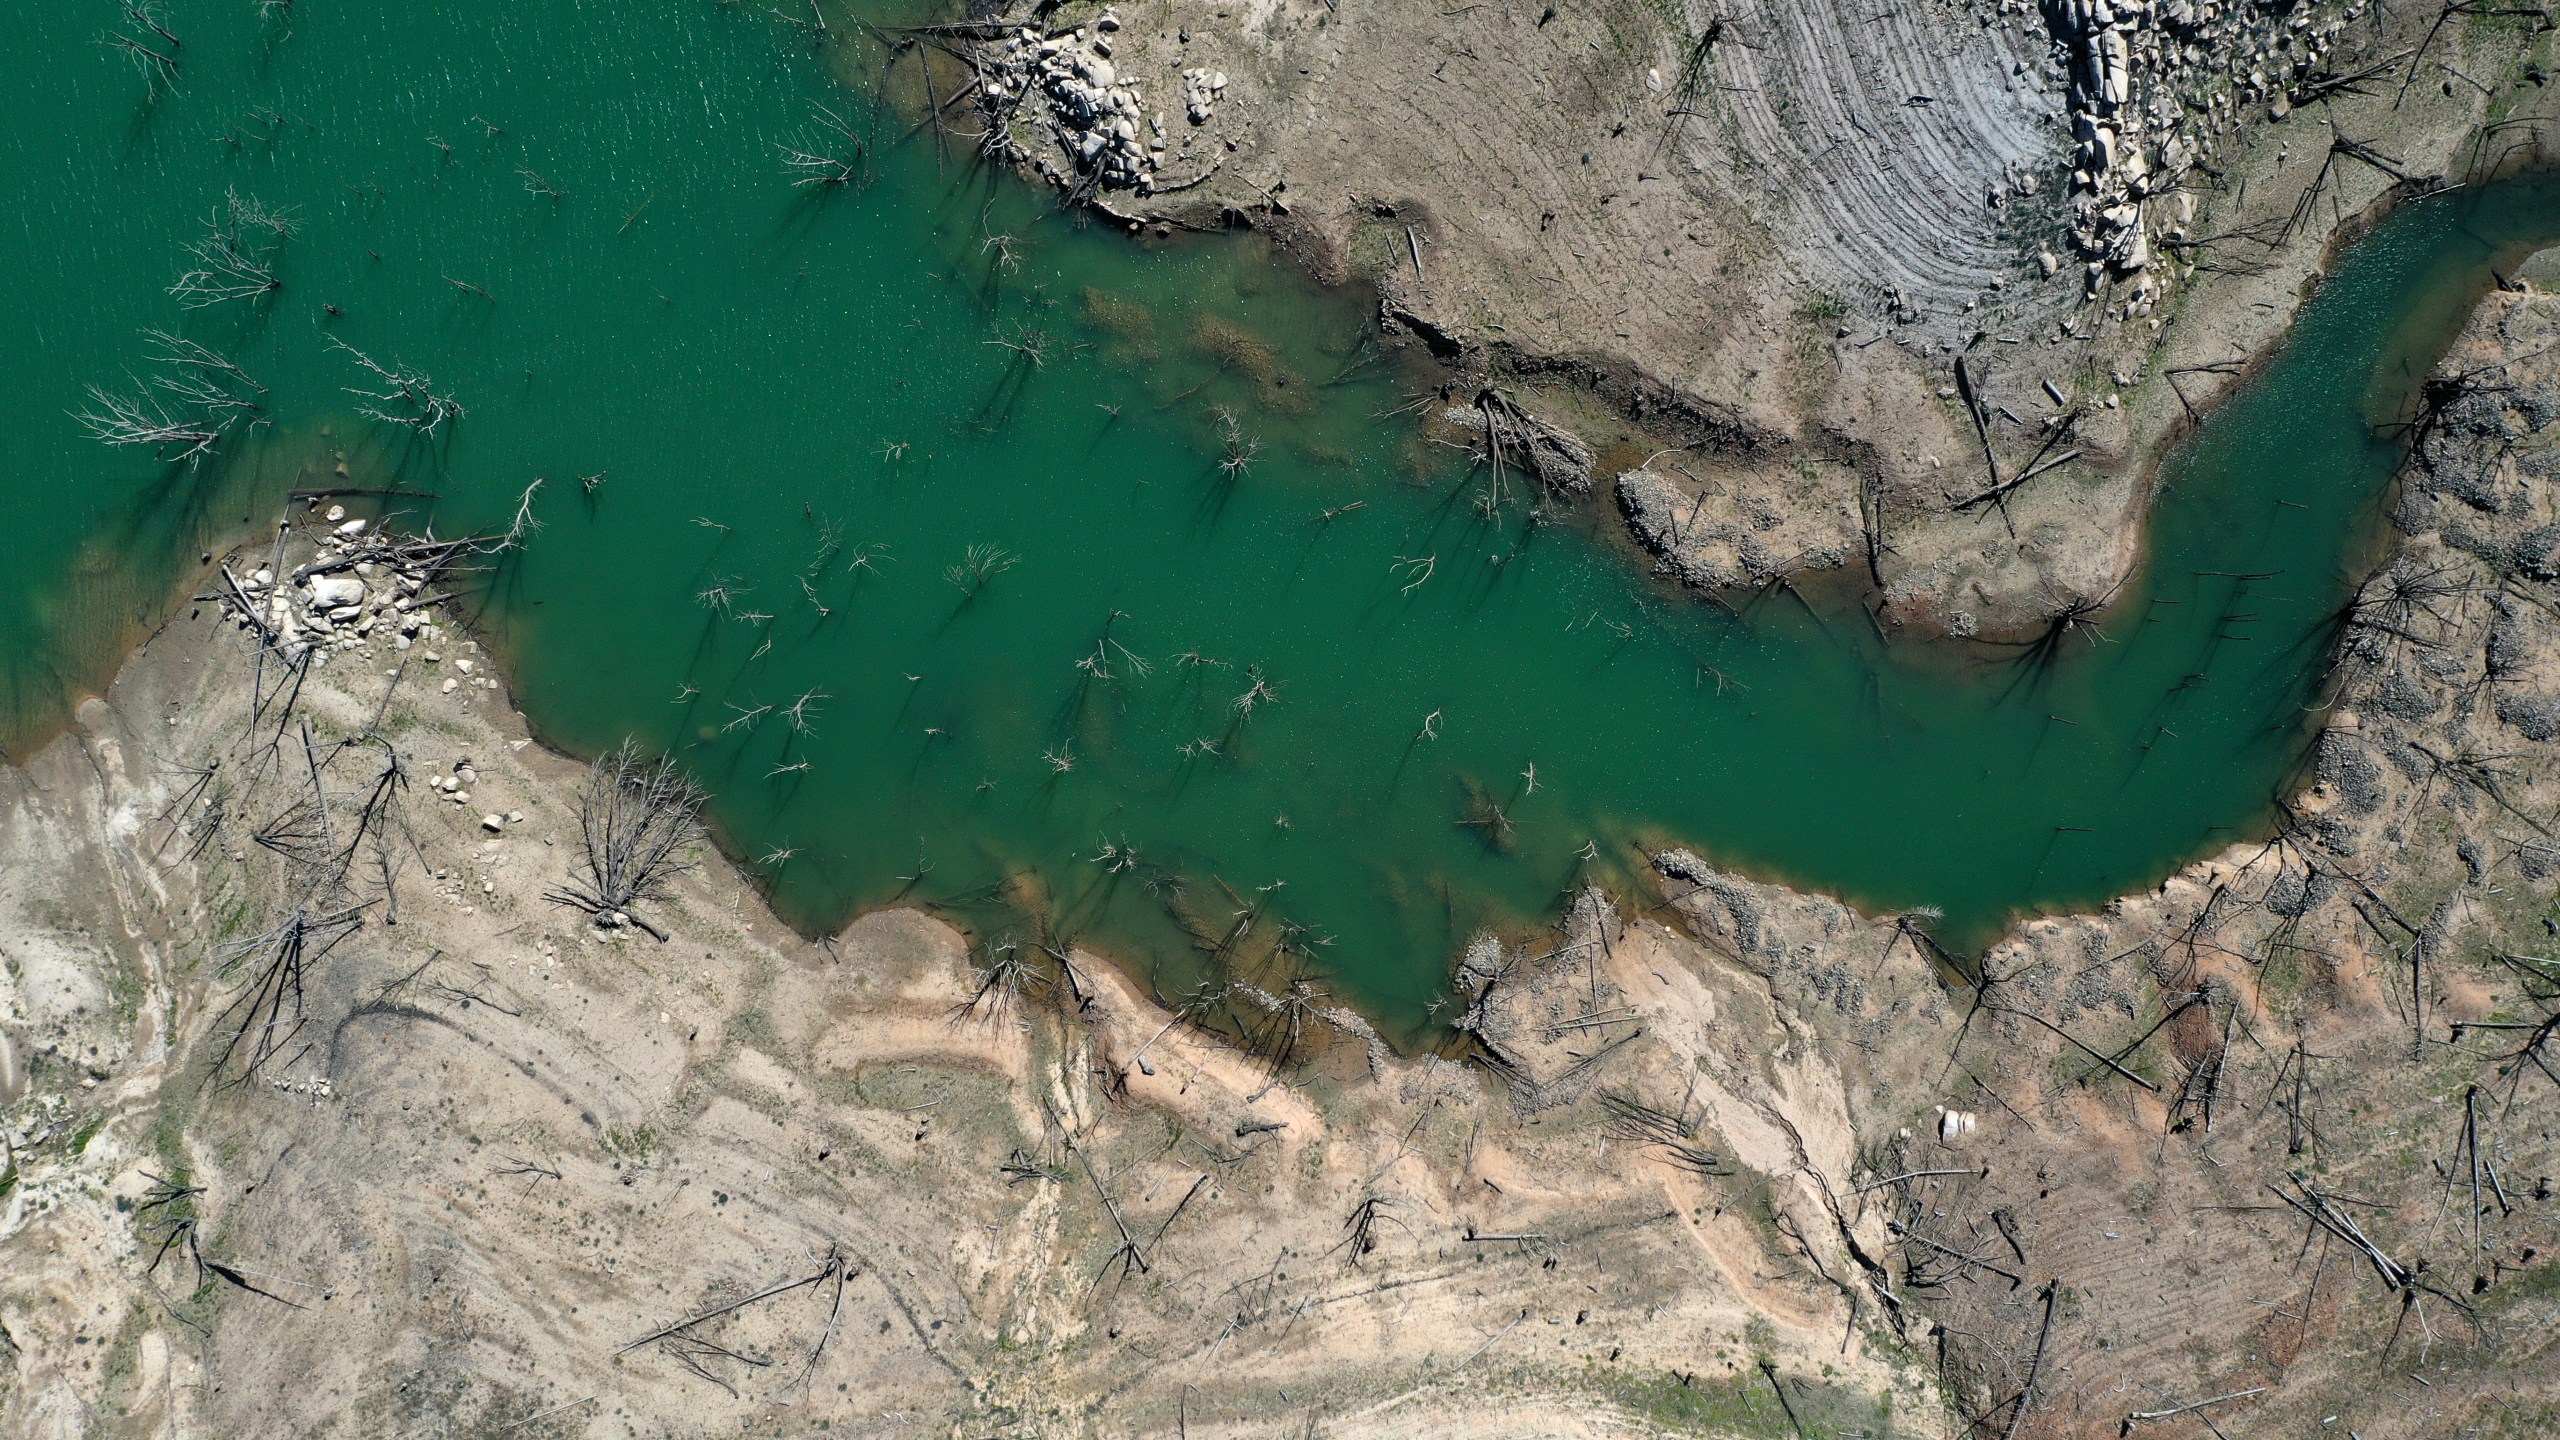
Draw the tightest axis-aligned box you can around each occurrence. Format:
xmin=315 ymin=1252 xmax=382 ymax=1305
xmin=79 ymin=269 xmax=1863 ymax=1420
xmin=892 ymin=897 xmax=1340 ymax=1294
xmin=4 ymin=2 xmax=2559 ymax=1034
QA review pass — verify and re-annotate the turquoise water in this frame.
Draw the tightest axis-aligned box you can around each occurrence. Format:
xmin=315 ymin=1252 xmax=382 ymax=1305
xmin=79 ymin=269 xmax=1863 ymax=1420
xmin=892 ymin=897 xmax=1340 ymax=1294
xmin=4 ymin=1 xmax=2556 ymax=1029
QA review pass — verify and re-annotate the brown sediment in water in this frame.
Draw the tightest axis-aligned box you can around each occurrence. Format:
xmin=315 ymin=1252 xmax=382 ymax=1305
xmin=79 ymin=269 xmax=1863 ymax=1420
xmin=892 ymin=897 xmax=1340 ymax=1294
xmin=1079 ymin=283 xmax=1160 ymax=360
xmin=1189 ymin=313 xmax=1313 ymax=416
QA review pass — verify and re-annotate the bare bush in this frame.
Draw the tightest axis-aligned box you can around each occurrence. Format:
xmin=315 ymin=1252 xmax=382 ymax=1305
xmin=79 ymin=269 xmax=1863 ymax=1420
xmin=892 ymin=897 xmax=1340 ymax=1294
xmin=545 ymin=739 xmax=706 ymax=939
xmin=208 ymin=906 xmax=365 ymax=1082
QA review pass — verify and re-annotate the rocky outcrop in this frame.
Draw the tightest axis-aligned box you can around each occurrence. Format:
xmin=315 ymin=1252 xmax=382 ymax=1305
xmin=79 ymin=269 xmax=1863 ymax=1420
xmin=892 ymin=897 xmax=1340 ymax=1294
xmin=214 ymin=509 xmax=462 ymax=669
xmin=2049 ymin=0 xmax=2377 ymax=316
xmin=1617 ymin=465 xmax=1853 ymax=592
xmin=980 ymin=10 xmax=1193 ymax=195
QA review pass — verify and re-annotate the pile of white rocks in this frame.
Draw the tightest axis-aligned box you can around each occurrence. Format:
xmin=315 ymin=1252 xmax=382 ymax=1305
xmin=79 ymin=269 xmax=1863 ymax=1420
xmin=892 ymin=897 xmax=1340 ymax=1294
xmin=1180 ymin=66 xmax=1227 ymax=125
xmin=2026 ymin=0 xmax=2367 ymax=316
xmin=222 ymin=507 xmax=439 ymax=666
xmin=981 ymin=10 xmax=1177 ymax=194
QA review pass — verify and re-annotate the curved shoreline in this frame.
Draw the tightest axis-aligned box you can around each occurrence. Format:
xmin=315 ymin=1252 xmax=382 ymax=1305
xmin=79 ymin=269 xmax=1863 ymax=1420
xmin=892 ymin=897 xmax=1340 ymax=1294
xmin=0 ymin=5 xmax=2549 ymax=1035
xmin=9 ymin=179 xmax=2555 ymax=1040
xmin=14 ymin=173 xmax=2549 ymax=1050
xmin=12 ymin=125 xmax=2560 ymax=1440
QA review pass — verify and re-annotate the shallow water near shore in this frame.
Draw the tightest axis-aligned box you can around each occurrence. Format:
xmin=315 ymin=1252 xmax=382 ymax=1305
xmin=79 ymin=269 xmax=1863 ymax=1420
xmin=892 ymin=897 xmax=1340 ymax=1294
xmin=5 ymin=2 xmax=2559 ymax=1031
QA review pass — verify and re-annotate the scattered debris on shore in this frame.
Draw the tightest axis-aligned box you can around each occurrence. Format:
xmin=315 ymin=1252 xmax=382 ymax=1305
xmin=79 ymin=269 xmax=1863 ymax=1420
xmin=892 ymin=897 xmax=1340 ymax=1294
xmin=209 ymin=506 xmax=483 ymax=671
xmin=1439 ymin=387 xmax=1595 ymax=497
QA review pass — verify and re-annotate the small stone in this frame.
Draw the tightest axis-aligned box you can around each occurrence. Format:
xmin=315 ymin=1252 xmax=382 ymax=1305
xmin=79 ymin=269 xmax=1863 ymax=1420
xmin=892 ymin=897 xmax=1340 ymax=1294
xmin=441 ymin=678 xmax=459 ymax=694
xmin=482 ymin=815 xmax=503 ymax=834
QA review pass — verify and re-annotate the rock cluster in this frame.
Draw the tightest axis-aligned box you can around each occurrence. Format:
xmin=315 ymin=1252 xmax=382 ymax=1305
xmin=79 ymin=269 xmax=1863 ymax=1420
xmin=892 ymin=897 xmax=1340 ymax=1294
xmin=422 ymin=758 xmax=490 ymax=812
xmin=981 ymin=10 xmax=1179 ymax=194
xmin=2035 ymin=0 xmax=2368 ymax=316
xmin=1180 ymin=66 xmax=1228 ymax=125
xmin=221 ymin=508 xmax=438 ymax=666
xmin=1614 ymin=466 xmax=1850 ymax=591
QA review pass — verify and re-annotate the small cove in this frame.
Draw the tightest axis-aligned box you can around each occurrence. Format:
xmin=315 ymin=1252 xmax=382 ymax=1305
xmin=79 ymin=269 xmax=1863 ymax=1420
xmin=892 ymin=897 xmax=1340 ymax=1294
xmin=5 ymin=2 xmax=2560 ymax=1032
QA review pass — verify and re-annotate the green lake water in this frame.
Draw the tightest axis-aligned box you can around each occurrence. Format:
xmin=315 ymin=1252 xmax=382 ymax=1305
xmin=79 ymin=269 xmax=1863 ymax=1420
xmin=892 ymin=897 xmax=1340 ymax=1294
xmin=6 ymin=2 xmax=2560 ymax=1030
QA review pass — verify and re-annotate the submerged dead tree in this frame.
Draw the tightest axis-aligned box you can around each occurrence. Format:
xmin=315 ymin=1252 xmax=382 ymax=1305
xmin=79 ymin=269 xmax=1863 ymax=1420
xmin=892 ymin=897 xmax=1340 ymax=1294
xmin=1213 ymin=407 xmax=1263 ymax=480
xmin=73 ymin=385 xmax=228 ymax=467
xmin=778 ymin=101 xmax=870 ymax=188
xmin=945 ymin=542 xmax=1018 ymax=597
xmin=75 ymin=328 xmax=269 ymax=468
xmin=169 ymin=192 xmax=294 ymax=309
xmin=329 ymin=337 xmax=466 ymax=435
xmin=105 ymin=1 xmax=182 ymax=93
xmin=546 ymin=738 xmax=707 ymax=940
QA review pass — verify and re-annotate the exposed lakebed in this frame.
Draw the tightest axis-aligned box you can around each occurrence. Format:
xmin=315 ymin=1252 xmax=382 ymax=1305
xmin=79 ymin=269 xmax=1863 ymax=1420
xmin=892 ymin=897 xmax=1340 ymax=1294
xmin=5 ymin=2 xmax=2559 ymax=1027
